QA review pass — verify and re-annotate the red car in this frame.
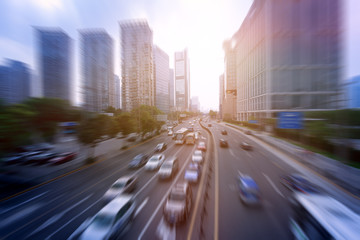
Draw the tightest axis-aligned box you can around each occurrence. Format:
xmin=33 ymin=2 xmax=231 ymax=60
xmin=197 ymin=141 xmax=207 ymax=151
xmin=48 ymin=152 xmax=77 ymax=165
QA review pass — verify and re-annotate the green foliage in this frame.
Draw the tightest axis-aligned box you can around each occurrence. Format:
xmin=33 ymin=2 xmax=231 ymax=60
xmin=115 ymin=112 xmax=136 ymax=136
xmin=131 ymin=105 xmax=162 ymax=137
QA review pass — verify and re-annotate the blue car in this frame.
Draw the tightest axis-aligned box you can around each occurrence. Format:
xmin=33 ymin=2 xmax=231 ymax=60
xmin=237 ymin=175 xmax=261 ymax=206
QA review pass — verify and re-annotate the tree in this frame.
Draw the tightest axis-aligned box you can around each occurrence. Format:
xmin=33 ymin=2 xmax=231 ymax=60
xmin=131 ymin=105 xmax=162 ymax=138
xmin=115 ymin=112 xmax=136 ymax=136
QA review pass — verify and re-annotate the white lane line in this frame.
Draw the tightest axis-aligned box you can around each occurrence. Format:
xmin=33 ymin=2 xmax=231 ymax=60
xmin=28 ymin=194 xmax=93 ymax=236
xmin=0 ymin=191 xmax=48 ymax=215
xmin=156 ymin=217 xmax=176 ymax=240
xmin=0 ymin=204 xmax=42 ymax=229
xmin=134 ymin=197 xmax=149 ymax=218
xmin=229 ymin=149 xmax=237 ymax=159
xmin=138 ymin=145 xmax=195 ymax=240
xmin=263 ymin=173 xmax=285 ymax=198
xmin=46 ymin=196 xmax=103 ymax=240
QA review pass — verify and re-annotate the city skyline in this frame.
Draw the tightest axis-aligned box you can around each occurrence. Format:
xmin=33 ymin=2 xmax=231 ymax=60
xmin=0 ymin=0 xmax=359 ymax=111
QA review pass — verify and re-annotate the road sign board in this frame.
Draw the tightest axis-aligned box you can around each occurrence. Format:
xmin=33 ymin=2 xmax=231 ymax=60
xmin=249 ymin=120 xmax=258 ymax=124
xmin=277 ymin=112 xmax=303 ymax=129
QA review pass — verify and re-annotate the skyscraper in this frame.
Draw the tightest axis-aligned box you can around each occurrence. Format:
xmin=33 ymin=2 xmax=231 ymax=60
xmin=79 ymin=29 xmax=114 ymax=112
xmin=120 ymin=20 xmax=154 ymax=112
xmin=153 ymin=45 xmax=170 ymax=113
xmin=219 ymin=74 xmax=225 ymax=119
xmin=226 ymin=0 xmax=342 ymax=121
xmin=174 ymin=49 xmax=190 ymax=111
xmin=36 ymin=28 xmax=72 ymax=103
xmin=114 ymin=74 xmax=121 ymax=110
xmin=169 ymin=68 xmax=175 ymax=109
xmin=0 ymin=59 xmax=30 ymax=104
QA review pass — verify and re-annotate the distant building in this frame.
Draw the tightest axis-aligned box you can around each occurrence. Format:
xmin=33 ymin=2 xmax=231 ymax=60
xmin=191 ymin=96 xmax=200 ymax=112
xmin=226 ymin=0 xmax=342 ymax=121
xmin=114 ymin=74 xmax=121 ymax=109
xmin=169 ymin=68 xmax=175 ymax=109
xmin=153 ymin=45 xmax=170 ymax=113
xmin=346 ymin=76 xmax=360 ymax=109
xmin=174 ymin=49 xmax=190 ymax=111
xmin=79 ymin=29 xmax=114 ymax=112
xmin=120 ymin=20 xmax=154 ymax=112
xmin=0 ymin=59 xmax=31 ymax=104
xmin=36 ymin=28 xmax=73 ymax=103
xmin=219 ymin=74 xmax=225 ymax=119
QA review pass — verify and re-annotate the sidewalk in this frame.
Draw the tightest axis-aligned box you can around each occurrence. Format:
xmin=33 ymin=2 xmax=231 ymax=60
xmin=224 ymin=122 xmax=360 ymax=197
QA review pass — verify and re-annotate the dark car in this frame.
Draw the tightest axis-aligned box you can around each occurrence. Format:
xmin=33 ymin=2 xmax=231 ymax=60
xmin=163 ymin=182 xmax=192 ymax=224
xmin=219 ymin=139 xmax=228 ymax=148
xmin=27 ymin=152 xmax=58 ymax=164
xmin=155 ymin=143 xmax=167 ymax=152
xmin=208 ymin=123 xmax=212 ymax=127
xmin=48 ymin=152 xmax=77 ymax=165
xmin=1 ymin=154 xmax=25 ymax=165
xmin=240 ymin=142 xmax=252 ymax=150
xmin=221 ymin=130 xmax=227 ymax=135
xmin=280 ymin=173 xmax=320 ymax=194
xmin=128 ymin=154 xmax=149 ymax=168
xmin=188 ymin=127 xmax=194 ymax=132
xmin=245 ymin=130 xmax=252 ymax=135
xmin=127 ymin=136 xmax=137 ymax=142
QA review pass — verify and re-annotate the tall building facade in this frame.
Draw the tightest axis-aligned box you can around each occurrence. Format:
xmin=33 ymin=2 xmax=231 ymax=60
xmin=174 ymin=49 xmax=190 ymax=111
xmin=80 ymin=30 xmax=114 ymax=112
xmin=36 ymin=28 xmax=72 ymax=103
xmin=219 ymin=74 xmax=225 ymax=119
xmin=153 ymin=45 xmax=170 ymax=113
xmin=0 ymin=59 xmax=31 ymax=104
xmin=120 ymin=20 xmax=154 ymax=112
xmin=169 ymin=68 xmax=175 ymax=109
xmin=227 ymin=0 xmax=342 ymax=121
xmin=346 ymin=76 xmax=360 ymax=109
xmin=114 ymin=74 xmax=121 ymax=110
xmin=223 ymin=39 xmax=237 ymax=120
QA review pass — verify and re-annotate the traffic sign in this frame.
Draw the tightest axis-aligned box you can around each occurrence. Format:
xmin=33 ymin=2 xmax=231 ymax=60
xmin=277 ymin=112 xmax=303 ymax=129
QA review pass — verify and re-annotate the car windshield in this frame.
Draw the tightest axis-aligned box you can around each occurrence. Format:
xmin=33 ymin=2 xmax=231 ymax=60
xmin=134 ymin=155 xmax=143 ymax=160
xmin=149 ymin=157 xmax=159 ymax=162
xmin=169 ymin=192 xmax=185 ymax=201
xmin=161 ymin=163 xmax=172 ymax=169
xmin=199 ymin=142 xmax=205 ymax=146
xmin=92 ymin=214 xmax=114 ymax=228
xmin=194 ymin=151 xmax=202 ymax=156
xmin=112 ymin=182 xmax=125 ymax=189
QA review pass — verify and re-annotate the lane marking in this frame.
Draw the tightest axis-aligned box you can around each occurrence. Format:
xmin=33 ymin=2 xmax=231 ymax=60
xmin=138 ymin=145 xmax=195 ymax=240
xmin=0 ymin=191 xmax=48 ymax=215
xmin=0 ymin=204 xmax=41 ymax=229
xmin=28 ymin=194 xmax=92 ymax=237
xmin=263 ymin=173 xmax=285 ymax=198
xmin=229 ymin=149 xmax=237 ymax=159
xmin=134 ymin=197 xmax=149 ymax=218
xmin=214 ymin=133 xmax=219 ymax=240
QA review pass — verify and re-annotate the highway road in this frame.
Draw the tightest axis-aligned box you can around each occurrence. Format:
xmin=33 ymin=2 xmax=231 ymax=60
xmin=1 ymin=119 xmax=360 ymax=239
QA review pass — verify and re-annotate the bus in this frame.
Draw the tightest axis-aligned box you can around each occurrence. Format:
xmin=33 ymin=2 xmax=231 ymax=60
xmin=290 ymin=193 xmax=360 ymax=240
xmin=185 ymin=132 xmax=196 ymax=145
xmin=174 ymin=128 xmax=189 ymax=145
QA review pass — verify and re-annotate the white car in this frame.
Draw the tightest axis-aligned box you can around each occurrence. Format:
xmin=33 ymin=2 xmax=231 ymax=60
xmin=102 ymin=176 xmax=137 ymax=203
xmin=184 ymin=163 xmax=201 ymax=183
xmin=192 ymin=150 xmax=203 ymax=164
xmin=76 ymin=195 xmax=136 ymax=240
xmin=145 ymin=154 xmax=165 ymax=171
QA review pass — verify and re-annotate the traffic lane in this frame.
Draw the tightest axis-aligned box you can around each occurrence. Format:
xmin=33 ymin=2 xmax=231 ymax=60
xmin=213 ymin=131 xmax=292 ymax=239
xmin=120 ymin=144 xmax=197 ymax=240
xmin=0 ymin=134 xmax=179 ymax=239
xmin=23 ymin=138 xmax=187 ymax=240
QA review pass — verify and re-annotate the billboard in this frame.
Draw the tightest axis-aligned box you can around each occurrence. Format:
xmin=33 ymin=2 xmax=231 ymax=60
xmin=277 ymin=112 xmax=303 ymax=129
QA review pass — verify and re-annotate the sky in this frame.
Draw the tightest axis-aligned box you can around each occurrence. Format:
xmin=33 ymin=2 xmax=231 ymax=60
xmin=0 ymin=0 xmax=359 ymax=112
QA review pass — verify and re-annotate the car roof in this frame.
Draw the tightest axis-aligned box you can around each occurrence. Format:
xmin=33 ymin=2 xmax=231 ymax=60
xmin=151 ymin=153 xmax=163 ymax=158
xmin=115 ymin=175 xmax=134 ymax=183
xmin=172 ymin=182 xmax=189 ymax=193
xmin=99 ymin=194 xmax=133 ymax=215
xmin=239 ymin=176 xmax=259 ymax=189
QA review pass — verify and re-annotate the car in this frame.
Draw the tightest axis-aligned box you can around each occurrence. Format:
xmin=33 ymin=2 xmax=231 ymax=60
xmin=280 ymin=173 xmax=320 ymax=194
xmin=144 ymin=153 xmax=165 ymax=171
xmin=184 ymin=163 xmax=201 ymax=184
xmin=208 ymin=123 xmax=212 ymax=127
xmin=197 ymin=141 xmax=207 ymax=152
xmin=163 ymin=182 xmax=192 ymax=224
xmin=240 ymin=142 xmax=252 ymax=150
xmin=21 ymin=151 xmax=45 ymax=165
xmin=103 ymin=175 xmax=138 ymax=203
xmin=1 ymin=154 xmax=25 ymax=165
xmin=155 ymin=143 xmax=167 ymax=152
xmin=78 ymin=195 xmax=136 ymax=240
xmin=127 ymin=136 xmax=137 ymax=142
xmin=128 ymin=154 xmax=149 ymax=168
xmin=237 ymin=175 xmax=261 ymax=206
xmin=48 ymin=152 xmax=77 ymax=165
xmin=158 ymin=157 xmax=179 ymax=180
xmin=168 ymin=130 xmax=173 ymax=136
xmin=221 ymin=130 xmax=227 ymax=135
xmin=219 ymin=139 xmax=228 ymax=148
xmin=192 ymin=150 xmax=204 ymax=164
xmin=194 ymin=131 xmax=200 ymax=140
xmin=245 ymin=130 xmax=252 ymax=135
xmin=26 ymin=151 xmax=58 ymax=164
xmin=188 ymin=127 xmax=194 ymax=132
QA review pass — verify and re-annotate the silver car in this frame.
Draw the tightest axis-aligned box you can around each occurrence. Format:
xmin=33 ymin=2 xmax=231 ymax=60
xmin=103 ymin=175 xmax=137 ymax=203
